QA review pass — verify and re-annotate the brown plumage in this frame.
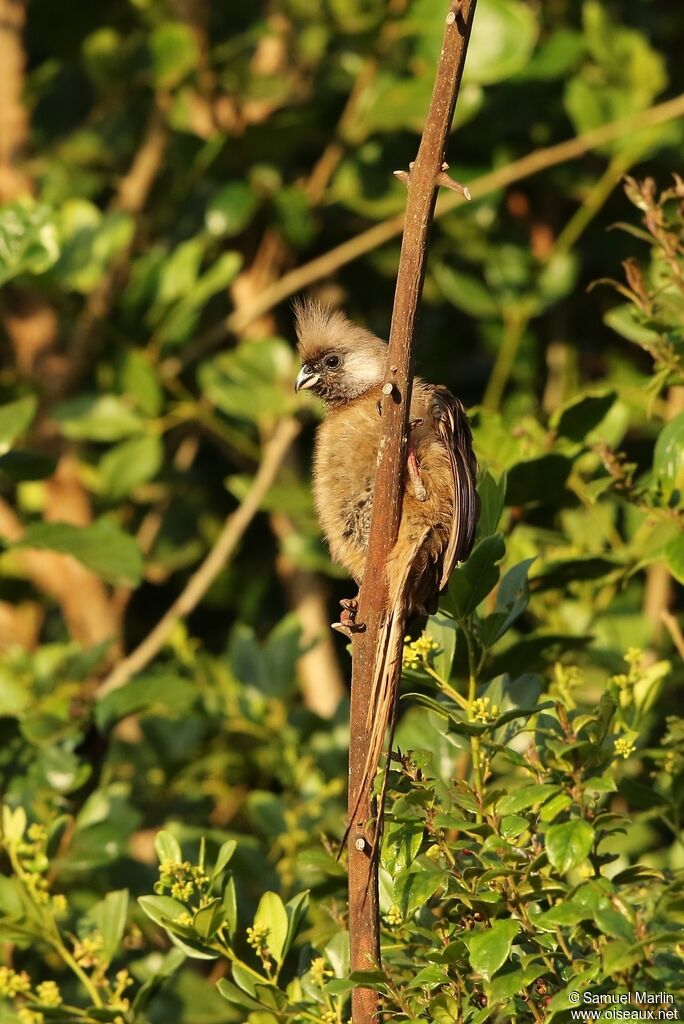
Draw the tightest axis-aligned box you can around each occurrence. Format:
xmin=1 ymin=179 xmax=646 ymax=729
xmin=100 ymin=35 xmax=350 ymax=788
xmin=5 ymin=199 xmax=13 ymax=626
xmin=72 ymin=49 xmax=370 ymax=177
xmin=294 ymin=299 xmax=478 ymax=837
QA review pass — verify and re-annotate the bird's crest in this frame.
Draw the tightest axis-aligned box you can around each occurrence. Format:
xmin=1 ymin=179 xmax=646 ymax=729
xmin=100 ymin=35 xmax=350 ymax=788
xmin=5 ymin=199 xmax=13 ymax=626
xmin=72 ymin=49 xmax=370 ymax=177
xmin=294 ymin=297 xmax=385 ymax=363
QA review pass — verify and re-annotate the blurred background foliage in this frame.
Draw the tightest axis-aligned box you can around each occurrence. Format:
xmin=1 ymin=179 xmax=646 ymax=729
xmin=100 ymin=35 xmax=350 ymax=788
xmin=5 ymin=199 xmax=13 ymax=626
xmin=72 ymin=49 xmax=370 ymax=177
xmin=0 ymin=0 xmax=683 ymax=1021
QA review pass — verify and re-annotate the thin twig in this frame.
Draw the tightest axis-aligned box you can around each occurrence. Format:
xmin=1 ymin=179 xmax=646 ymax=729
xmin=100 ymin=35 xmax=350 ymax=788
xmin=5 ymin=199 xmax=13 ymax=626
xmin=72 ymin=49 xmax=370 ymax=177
xmin=167 ymin=92 xmax=684 ymax=375
xmin=99 ymin=416 xmax=301 ymax=697
xmin=347 ymin=3 xmax=478 ymax=1021
xmin=661 ymin=610 xmax=684 ymax=661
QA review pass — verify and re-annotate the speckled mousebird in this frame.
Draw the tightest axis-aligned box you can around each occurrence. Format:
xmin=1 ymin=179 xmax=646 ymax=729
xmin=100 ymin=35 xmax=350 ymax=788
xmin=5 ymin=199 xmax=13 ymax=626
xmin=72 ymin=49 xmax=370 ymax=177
xmin=294 ymin=298 xmax=478 ymax=833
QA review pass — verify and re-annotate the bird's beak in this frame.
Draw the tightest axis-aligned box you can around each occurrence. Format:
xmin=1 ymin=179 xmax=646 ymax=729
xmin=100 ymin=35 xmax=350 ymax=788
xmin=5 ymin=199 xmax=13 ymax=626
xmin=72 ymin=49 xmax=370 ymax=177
xmin=295 ymin=366 xmax=319 ymax=392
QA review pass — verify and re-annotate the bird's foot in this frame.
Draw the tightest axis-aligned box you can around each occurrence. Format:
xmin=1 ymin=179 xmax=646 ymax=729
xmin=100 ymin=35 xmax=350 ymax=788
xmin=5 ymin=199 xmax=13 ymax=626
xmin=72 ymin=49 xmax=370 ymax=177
xmin=331 ymin=597 xmax=366 ymax=636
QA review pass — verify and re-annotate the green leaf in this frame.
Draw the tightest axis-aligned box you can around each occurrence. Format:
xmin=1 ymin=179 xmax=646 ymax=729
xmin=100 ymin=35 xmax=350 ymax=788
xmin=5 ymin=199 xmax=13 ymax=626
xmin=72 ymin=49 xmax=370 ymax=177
xmin=538 ymin=793 xmax=573 ymax=823
xmin=425 ymin=611 xmax=457 ymax=681
xmin=83 ymin=27 xmax=127 ymax=89
xmin=665 ymin=533 xmax=684 ymax=585
xmin=15 ymin=519 xmax=142 ymax=586
xmin=283 ymin=890 xmax=309 ymax=964
xmin=253 ymin=891 xmax=289 ymax=966
xmin=149 ymin=22 xmax=199 ymax=88
xmin=394 ymin=865 xmax=448 ymax=917
xmin=324 ymin=930 xmax=350 ymax=979
xmin=565 ymin=3 xmax=667 ymax=143
xmin=222 ymin=874 xmax=237 ymax=936
xmin=87 ymin=889 xmax=128 ymax=964
xmin=137 ymin=894 xmax=186 ymax=928
xmin=2 ymin=805 xmax=27 ymax=843
xmin=506 ymin=454 xmax=572 ymax=506
xmin=477 ymin=470 xmax=507 ymax=538
xmin=54 ymin=200 xmax=134 ymax=292
xmin=157 ymin=252 xmax=242 ymax=346
xmin=486 ymin=963 xmax=544 ymax=1003
xmin=99 ymin=434 xmax=163 ymax=500
xmin=467 ymin=920 xmax=520 ymax=980
xmin=653 ymin=413 xmax=684 ymax=497
xmin=217 ymin=979 xmax=264 ymax=1013
xmin=118 ymin=350 xmax=163 ymax=417
xmin=55 ymin=394 xmax=144 ymax=442
xmin=0 ymin=396 xmax=37 ymax=454
xmin=551 ymin=390 xmax=616 ymax=443
xmin=604 ymin=303 xmax=662 ymax=345
xmin=206 ymin=182 xmax=260 ymax=237
xmin=434 ymin=263 xmax=499 ymax=318
xmin=466 ymin=0 xmax=538 ymax=83
xmin=199 ymin=338 xmax=295 ymax=423
xmin=95 ymin=674 xmax=197 ymax=729
xmin=409 ymin=0 xmax=538 ymax=85
xmin=212 ymin=840 xmax=237 ymax=881
xmin=480 ymin=557 xmax=534 ymax=646
xmin=381 ymin=819 xmax=425 ymax=873
xmin=446 ymin=533 xmax=505 ymax=617
xmin=193 ymin=897 xmax=224 ymax=940
xmin=546 ymin=819 xmax=595 ymax=873
xmin=273 ymin=186 xmax=315 ymax=248
xmin=155 ymin=831 xmax=182 ymax=864
xmin=496 ymin=783 xmax=561 ymax=816
xmin=0 ymin=203 xmax=59 ymax=284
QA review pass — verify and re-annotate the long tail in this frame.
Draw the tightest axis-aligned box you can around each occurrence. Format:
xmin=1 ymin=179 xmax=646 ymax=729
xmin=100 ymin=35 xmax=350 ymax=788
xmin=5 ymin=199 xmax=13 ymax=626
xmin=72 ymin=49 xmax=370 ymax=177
xmin=347 ymin=529 xmax=429 ymax=853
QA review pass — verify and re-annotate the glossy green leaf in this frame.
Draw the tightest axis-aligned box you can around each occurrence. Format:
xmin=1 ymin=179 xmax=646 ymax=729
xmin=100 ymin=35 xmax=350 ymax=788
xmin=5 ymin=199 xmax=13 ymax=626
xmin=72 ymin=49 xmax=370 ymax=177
xmin=87 ymin=889 xmax=128 ymax=964
xmin=551 ymin=390 xmax=616 ymax=442
xmin=467 ymin=920 xmax=520 ymax=980
xmin=446 ymin=533 xmax=505 ymax=617
xmin=0 ymin=203 xmax=59 ymax=284
xmin=155 ymin=831 xmax=182 ymax=864
xmin=99 ymin=434 xmax=163 ymax=500
xmin=546 ymin=819 xmax=595 ymax=873
xmin=95 ymin=674 xmax=197 ymax=729
xmin=253 ymin=891 xmax=288 ymax=965
xmin=16 ymin=519 xmax=142 ymax=586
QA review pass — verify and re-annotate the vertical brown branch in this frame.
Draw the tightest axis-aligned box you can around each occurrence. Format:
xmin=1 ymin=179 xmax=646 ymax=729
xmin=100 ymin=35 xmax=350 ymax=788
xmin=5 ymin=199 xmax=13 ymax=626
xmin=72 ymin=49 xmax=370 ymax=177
xmin=347 ymin=3 xmax=478 ymax=1021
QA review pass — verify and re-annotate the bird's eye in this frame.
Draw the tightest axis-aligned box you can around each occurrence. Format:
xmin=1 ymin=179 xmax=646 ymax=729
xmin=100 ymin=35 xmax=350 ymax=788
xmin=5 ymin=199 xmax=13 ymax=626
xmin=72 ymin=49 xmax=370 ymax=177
xmin=324 ymin=354 xmax=340 ymax=369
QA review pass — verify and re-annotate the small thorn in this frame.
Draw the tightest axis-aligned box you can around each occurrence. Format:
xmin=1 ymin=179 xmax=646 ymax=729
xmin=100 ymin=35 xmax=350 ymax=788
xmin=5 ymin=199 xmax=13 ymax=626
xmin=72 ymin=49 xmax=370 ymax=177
xmin=442 ymin=161 xmax=449 ymax=170
xmin=409 ymin=161 xmax=415 ymax=170
xmin=436 ymin=170 xmax=472 ymax=200
xmin=393 ymin=169 xmax=409 ymax=186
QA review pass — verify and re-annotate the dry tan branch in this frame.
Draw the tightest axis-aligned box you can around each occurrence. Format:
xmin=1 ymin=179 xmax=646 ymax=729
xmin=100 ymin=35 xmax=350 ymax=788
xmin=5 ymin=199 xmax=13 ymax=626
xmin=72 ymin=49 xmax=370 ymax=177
xmin=99 ymin=416 xmax=301 ymax=697
xmin=346 ymin=4 xmax=477 ymax=1021
xmin=170 ymin=91 xmax=684 ymax=376
xmin=0 ymin=460 xmax=122 ymax=651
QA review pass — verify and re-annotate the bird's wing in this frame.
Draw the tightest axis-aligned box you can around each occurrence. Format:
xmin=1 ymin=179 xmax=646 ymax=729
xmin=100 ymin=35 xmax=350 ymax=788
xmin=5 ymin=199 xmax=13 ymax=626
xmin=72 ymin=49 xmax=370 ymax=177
xmin=431 ymin=386 xmax=478 ymax=589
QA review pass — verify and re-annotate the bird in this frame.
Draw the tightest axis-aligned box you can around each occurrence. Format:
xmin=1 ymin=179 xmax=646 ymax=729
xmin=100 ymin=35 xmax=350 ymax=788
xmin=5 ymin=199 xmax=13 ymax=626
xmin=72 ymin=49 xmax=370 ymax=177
xmin=294 ymin=298 xmax=478 ymax=841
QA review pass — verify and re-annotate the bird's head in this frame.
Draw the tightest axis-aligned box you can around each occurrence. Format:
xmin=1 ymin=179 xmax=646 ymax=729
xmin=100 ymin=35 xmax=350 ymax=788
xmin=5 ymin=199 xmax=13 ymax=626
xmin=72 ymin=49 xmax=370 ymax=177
xmin=294 ymin=298 xmax=387 ymax=406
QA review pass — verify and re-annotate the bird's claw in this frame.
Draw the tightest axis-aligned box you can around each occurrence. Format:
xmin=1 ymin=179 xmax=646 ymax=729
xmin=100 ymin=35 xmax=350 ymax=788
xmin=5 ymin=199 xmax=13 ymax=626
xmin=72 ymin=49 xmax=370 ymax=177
xmin=331 ymin=597 xmax=365 ymax=636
